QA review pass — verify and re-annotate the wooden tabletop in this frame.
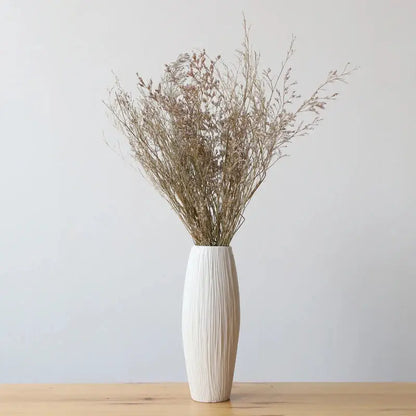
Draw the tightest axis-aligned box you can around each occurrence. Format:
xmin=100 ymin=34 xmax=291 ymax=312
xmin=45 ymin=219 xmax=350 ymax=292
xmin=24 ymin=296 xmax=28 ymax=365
xmin=1 ymin=383 xmax=416 ymax=415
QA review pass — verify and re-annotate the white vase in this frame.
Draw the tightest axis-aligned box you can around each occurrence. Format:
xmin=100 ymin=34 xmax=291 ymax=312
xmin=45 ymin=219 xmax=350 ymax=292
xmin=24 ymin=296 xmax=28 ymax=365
xmin=182 ymin=246 xmax=240 ymax=402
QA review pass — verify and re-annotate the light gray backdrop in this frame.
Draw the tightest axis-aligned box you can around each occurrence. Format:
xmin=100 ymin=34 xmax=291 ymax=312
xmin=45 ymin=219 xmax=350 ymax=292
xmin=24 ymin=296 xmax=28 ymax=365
xmin=1 ymin=0 xmax=415 ymax=382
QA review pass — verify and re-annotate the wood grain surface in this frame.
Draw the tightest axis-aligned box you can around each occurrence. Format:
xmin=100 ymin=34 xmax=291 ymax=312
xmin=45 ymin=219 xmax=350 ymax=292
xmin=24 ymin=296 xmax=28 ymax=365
xmin=1 ymin=383 xmax=416 ymax=415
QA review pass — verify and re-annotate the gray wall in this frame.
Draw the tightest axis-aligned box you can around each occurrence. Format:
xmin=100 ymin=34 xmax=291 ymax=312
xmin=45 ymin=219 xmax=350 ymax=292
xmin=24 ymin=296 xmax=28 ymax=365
xmin=1 ymin=0 xmax=415 ymax=382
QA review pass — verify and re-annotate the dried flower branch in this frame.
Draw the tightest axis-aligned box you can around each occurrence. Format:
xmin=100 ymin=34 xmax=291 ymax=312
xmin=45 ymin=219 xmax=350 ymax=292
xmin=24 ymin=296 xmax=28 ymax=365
xmin=105 ymin=19 xmax=354 ymax=246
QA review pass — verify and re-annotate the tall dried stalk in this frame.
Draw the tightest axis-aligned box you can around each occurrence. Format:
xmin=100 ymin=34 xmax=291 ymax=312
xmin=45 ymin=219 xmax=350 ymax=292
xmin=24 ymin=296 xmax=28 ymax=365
xmin=105 ymin=20 xmax=354 ymax=246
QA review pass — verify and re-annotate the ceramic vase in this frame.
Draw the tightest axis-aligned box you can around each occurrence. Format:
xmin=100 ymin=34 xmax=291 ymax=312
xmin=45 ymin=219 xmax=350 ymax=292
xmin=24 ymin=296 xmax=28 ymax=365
xmin=182 ymin=246 xmax=240 ymax=402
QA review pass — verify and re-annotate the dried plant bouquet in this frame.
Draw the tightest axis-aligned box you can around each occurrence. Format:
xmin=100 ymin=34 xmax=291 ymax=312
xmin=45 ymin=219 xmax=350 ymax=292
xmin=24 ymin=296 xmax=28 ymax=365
xmin=105 ymin=20 xmax=353 ymax=246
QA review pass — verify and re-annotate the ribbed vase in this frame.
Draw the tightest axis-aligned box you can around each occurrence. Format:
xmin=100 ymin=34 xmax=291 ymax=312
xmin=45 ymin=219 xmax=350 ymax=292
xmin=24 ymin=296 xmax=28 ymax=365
xmin=182 ymin=246 xmax=240 ymax=403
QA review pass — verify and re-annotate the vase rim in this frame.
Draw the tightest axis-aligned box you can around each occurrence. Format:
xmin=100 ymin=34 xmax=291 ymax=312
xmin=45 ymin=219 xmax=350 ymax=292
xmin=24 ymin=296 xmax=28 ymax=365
xmin=193 ymin=245 xmax=231 ymax=248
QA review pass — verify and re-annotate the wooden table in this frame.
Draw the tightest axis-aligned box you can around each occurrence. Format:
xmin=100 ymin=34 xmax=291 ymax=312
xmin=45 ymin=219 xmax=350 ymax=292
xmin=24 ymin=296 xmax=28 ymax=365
xmin=1 ymin=383 xmax=416 ymax=415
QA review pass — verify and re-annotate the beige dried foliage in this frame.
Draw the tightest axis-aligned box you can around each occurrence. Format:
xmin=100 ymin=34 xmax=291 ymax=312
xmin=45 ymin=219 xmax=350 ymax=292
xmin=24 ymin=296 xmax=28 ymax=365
xmin=105 ymin=19 xmax=354 ymax=246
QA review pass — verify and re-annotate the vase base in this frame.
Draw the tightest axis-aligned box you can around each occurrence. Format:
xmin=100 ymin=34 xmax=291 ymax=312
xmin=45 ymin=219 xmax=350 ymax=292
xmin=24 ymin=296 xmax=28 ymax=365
xmin=191 ymin=396 xmax=230 ymax=403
